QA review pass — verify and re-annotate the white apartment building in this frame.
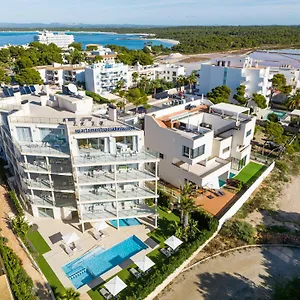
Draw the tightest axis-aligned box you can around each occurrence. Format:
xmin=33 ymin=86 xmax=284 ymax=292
xmin=197 ymin=57 xmax=272 ymax=104
xmin=35 ymin=63 xmax=86 ymax=86
xmin=145 ymin=100 xmax=255 ymax=190
xmin=128 ymin=63 xmax=185 ymax=87
xmin=0 ymin=91 xmax=159 ymax=230
xmin=85 ymin=62 xmax=129 ymax=95
xmin=34 ymin=30 xmax=74 ymax=49
xmin=86 ymin=45 xmax=117 ymax=64
xmin=270 ymin=65 xmax=300 ymax=92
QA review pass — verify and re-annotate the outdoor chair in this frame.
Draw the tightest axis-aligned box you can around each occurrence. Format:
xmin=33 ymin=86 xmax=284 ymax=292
xmin=92 ymin=230 xmax=102 ymax=241
xmin=160 ymin=247 xmax=171 ymax=258
xmin=129 ymin=267 xmax=142 ymax=279
xmin=100 ymin=288 xmax=112 ymax=300
xmin=63 ymin=244 xmax=73 ymax=256
xmin=74 ymin=242 xmax=83 ymax=251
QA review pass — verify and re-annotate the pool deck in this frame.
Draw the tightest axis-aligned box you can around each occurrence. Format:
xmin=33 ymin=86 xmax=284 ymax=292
xmin=26 ymin=215 xmax=158 ymax=293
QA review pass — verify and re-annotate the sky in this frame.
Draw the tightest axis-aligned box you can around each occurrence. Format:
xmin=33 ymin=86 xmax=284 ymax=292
xmin=2 ymin=0 xmax=300 ymax=25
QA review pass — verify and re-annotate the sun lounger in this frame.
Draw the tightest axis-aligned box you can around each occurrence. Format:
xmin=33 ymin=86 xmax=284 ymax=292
xmin=74 ymin=242 xmax=83 ymax=251
xmin=160 ymin=248 xmax=172 ymax=257
xmin=63 ymin=244 xmax=73 ymax=256
xmin=92 ymin=230 xmax=102 ymax=241
xmin=100 ymin=230 xmax=109 ymax=238
xmin=219 ymin=189 xmax=225 ymax=196
xmin=100 ymin=288 xmax=112 ymax=300
xmin=129 ymin=267 xmax=142 ymax=279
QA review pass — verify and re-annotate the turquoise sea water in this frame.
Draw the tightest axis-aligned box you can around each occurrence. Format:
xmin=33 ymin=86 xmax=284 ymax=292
xmin=0 ymin=31 xmax=173 ymax=49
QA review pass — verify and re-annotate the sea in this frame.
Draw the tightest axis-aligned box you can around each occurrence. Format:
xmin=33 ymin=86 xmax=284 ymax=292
xmin=0 ymin=31 xmax=174 ymax=49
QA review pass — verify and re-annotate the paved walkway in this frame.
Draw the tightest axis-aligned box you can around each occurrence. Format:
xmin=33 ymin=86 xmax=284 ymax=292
xmin=157 ymin=246 xmax=300 ymax=300
xmin=0 ymin=185 xmax=52 ymax=300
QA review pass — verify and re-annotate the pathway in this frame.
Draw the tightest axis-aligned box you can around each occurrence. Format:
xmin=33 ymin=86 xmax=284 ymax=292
xmin=0 ymin=185 xmax=52 ymax=300
xmin=157 ymin=246 xmax=300 ymax=300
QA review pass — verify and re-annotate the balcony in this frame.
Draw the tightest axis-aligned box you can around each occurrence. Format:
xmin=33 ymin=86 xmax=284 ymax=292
xmin=80 ymin=203 xmax=156 ymax=221
xmin=22 ymin=162 xmax=72 ymax=175
xmin=26 ymin=178 xmax=75 ymax=192
xmin=79 ymin=186 xmax=157 ymax=203
xmin=74 ymin=151 xmax=158 ymax=166
xmin=30 ymin=194 xmax=54 ymax=207
xmin=77 ymin=169 xmax=157 ymax=185
xmin=17 ymin=143 xmax=70 ymax=157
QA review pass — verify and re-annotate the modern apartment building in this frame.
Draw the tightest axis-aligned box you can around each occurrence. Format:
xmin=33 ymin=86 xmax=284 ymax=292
xmin=35 ymin=63 xmax=86 ymax=86
xmin=128 ymin=63 xmax=185 ymax=87
xmin=34 ymin=30 xmax=74 ymax=49
xmin=0 ymin=90 xmax=159 ymax=230
xmin=197 ymin=57 xmax=272 ymax=104
xmin=270 ymin=65 xmax=300 ymax=92
xmin=145 ymin=99 xmax=255 ymax=189
xmin=85 ymin=45 xmax=117 ymax=64
xmin=85 ymin=62 xmax=129 ymax=95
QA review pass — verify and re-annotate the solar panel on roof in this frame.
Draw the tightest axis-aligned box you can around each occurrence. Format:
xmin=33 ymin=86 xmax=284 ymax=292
xmin=8 ymin=88 xmax=14 ymax=97
xmin=24 ymin=86 xmax=31 ymax=94
xmin=29 ymin=85 xmax=36 ymax=93
xmin=3 ymin=88 xmax=10 ymax=97
xmin=20 ymin=87 xmax=26 ymax=95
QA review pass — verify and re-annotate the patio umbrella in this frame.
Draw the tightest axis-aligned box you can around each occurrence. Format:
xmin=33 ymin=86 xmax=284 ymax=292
xmin=133 ymin=256 xmax=155 ymax=272
xmin=104 ymin=276 xmax=127 ymax=297
xmin=164 ymin=235 xmax=183 ymax=250
xmin=62 ymin=232 xmax=80 ymax=245
xmin=93 ymin=221 xmax=108 ymax=231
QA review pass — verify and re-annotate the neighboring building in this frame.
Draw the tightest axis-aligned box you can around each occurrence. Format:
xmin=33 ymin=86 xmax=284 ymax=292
xmin=270 ymin=65 xmax=300 ymax=92
xmin=197 ymin=57 xmax=272 ymax=103
xmin=35 ymin=63 xmax=87 ymax=86
xmin=85 ymin=45 xmax=117 ymax=64
xmin=34 ymin=30 xmax=74 ymax=49
xmin=85 ymin=62 xmax=129 ymax=95
xmin=128 ymin=63 xmax=185 ymax=87
xmin=0 ymin=90 xmax=159 ymax=229
xmin=145 ymin=100 xmax=255 ymax=189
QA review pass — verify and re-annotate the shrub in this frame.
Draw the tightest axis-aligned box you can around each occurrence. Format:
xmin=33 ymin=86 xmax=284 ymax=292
xmin=157 ymin=189 xmax=171 ymax=209
xmin=273 ymin=277 xmax=300 ymax=300
xmin=275 ymin=161 xmax=289 ymax=173
xmin=8 ymin=191 xmax=24 ymax=216
xmin=267 ymin=113 xmax=279 ymax=122
xmin=221 ymin=220 xmax=255 ymax=243
xmin=226 ymin=178 xmax=242 ymax=188
xmin=85 ymin=91 xmax=110 ymax=104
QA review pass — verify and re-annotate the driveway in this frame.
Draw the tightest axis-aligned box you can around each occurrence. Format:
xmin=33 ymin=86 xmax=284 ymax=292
xmin=157 ymin=247 xmax=300 ymax=300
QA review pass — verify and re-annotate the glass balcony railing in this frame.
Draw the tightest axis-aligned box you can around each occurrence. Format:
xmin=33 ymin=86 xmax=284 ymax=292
xmin=18 ymin=143 xmax=70 ymax=157
xmin=22 ymin=162 xmax=73 ymax=174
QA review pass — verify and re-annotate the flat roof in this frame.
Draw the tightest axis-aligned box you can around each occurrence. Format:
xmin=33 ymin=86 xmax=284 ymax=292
xmin=211 ymin=103 xmax=250 ymax=115
xmin=35 ymin=65 xmax=86 ymax=71
xmin=290 ymin=109 xmax=300 ymax=116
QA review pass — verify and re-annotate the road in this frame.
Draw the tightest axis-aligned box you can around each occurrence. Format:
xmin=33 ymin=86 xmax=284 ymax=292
xmin=157 ymin=247 xmax=300 ymax=300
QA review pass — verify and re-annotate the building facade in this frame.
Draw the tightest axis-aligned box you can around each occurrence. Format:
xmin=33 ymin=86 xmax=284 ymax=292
xmin=197 ymin=57 xmax=272 ymax=104
xmin=85 ymin=62 xmax=129 ymax=95
xmin=145 ymin=100 xmax=255 ymax=190
xmin=34 ymin=30 xmax=74 ymax=49
xmin=0 ymin=91 xmax=159 ymax=229
xmin=35 ymin=63 xmax=86 ymax=86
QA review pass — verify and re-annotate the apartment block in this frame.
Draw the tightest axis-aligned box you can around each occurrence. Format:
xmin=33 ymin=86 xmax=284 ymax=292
xmin=145 ymin=100 xmax=255 ymax=190
xmin=0 ymin=90 xmax=159 ymax=229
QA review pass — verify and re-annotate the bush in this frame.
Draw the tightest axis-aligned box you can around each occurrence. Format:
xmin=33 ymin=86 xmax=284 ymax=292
xmin=273 ymin=277 xmax=300 ymax=300
xmin=226 ymin=178 xmax=242 ymax=189
xmin=221 ymin=220 xmax=255 ymax=243
xmin=157 ymin=189 xmax=171 ymax=209
xmin=267 ymin=113 xmax=279 ymax=122
xmin=8 ymin=191 xmax=24 ymax=216
xmin=275 ymin=161 xmax=289 ymax=173
xmin=85 ymin=91 xmax=110 ymax=104
xmin=0 ymin=244 xmax=34 ymax=300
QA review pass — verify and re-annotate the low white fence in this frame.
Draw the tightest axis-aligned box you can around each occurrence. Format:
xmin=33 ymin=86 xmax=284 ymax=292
xmin=145 ymin=161 xmax=275 ymax=300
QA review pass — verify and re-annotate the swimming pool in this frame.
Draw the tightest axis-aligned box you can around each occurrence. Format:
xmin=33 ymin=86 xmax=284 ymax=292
xmin=219 ymin=172 xmax=236 ymax=187
xmin=63 ymin=235 xmax=147 ymax=288
xmin=267 ymin=110 xmax=287 ymax=120
xmin=109 ymin=218 xmax=141 ymax=228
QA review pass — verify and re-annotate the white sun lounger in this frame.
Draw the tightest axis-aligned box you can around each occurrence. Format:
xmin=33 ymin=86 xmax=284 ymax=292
xmin=63 ymin=244 xmax=73 ymax=256
xmin=92 ymin=230 xmax=102 ymax=241
xmin=129 ymin=267 xmax=142 ymax=279
xmin=74 ymin=242 xmax=83 ymax=251
xmin=100 ymin=288 xmax=112 ymax=300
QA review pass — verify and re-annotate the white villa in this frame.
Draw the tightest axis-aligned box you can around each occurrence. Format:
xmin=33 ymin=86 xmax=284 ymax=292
xmin=144 ymin=99 xmax=256 ymax=190
xmin=0 ymin=89 xmax=159 ymax=230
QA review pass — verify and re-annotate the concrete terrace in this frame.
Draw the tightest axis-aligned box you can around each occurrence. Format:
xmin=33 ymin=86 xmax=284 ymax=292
xmin=25 ymin=215 xmax=158 ymax=293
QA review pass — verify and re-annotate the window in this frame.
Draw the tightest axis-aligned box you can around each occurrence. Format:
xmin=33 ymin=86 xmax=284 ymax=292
xmin=246 ymin=129 xmax=252 ymax=137
xmin=16 ymin=127 xmax=32 ymax=142
xmin=159 ymin=153 xmax=164 ymax=159
xmin=182 ymin=146 xmax=190 ymax=158
xmin=223 ymin=146 xmax=230 ymax=153
xmin=39 ymin=128 xmax=65 ymax=143
xmin=191 ymin=145 xmax=205 ymax=159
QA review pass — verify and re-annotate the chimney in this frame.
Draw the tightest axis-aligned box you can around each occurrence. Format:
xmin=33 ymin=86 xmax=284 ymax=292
xmin=108 ymin=104 xmax=117 ymax=122
xmin=21 ymin=100 xmax=30 ymax=115
xmin=14 ymin=91 xmax=22 ymax=104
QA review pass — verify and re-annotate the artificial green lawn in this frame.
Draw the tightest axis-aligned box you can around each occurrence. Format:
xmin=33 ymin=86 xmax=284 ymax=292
xmin=27 ymin=230 xmax=65 ymax=294
xmin=87 ymin=207 xmax=179 ymax=300
xmin=234 ymin=162 xmax=266 ymax=185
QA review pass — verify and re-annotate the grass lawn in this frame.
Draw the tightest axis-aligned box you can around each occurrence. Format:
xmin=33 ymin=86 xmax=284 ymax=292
xmin=88 ymin=207 xmax=177 ymax=300
xmin=27 ymin=230 xmax=65 ymax=294
xmin=235 ymin=162 xmax=266 ymax=185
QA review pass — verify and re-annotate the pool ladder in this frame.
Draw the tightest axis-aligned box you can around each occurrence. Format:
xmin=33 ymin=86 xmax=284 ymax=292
xmin=69 ymin=267 xmax=87 ymax=279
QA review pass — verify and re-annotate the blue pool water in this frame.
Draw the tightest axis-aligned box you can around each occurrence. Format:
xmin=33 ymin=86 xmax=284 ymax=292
xmin=219 ymin=172 xmax=236 ymax=187
xmin=62 ymin=235 xmax=147 ymax=288
xmin=267 ymin=111 xmax=287 ymax=120
xmin=109 ymin=218 xmax=141 ymax=228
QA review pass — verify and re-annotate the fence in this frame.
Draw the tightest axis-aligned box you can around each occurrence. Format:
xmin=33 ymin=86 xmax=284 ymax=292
xmin=145 ymin=161 xmax=275 ymax=300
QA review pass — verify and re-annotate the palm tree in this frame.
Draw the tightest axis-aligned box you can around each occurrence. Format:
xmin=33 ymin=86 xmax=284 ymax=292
xmin=286 ymin=90 xmax=300 ymax=110
xmin=139 ymin=76 xmax=150 ymax=92
xmin=117 ymin=89 xmax=126 ymax=111
xmin=12 ymin=216 xmax=30 ymax=237
xmin=176 ymin=75 xmax=186 ymax=92
xmin=115 ymin=79 xmax=125 ymax=92
xmin=132 ymin=72 xmax=139 ymax=87
xmin=151 ymin=79 xmax=161 ymax=96
xmin=179 ymin=183 xmax=197 ymax=228
xmin=186 ymin=73 xmax=197 ymax=93
xmin=56 ymin=288 xmax=80 ymax=300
